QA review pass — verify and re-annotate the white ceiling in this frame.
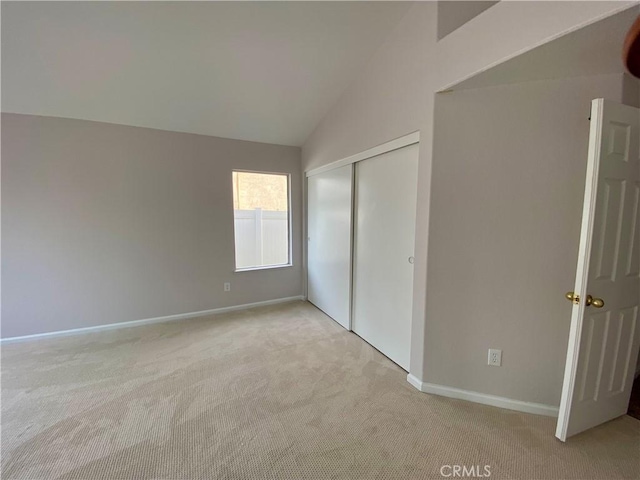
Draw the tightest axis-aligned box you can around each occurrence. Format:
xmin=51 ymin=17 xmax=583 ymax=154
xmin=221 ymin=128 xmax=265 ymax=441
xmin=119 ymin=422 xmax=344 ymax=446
xmin=449 ymin=5 xmax=640 ymax=91
xmin=1 ymin=2 xmax=412 ymax=146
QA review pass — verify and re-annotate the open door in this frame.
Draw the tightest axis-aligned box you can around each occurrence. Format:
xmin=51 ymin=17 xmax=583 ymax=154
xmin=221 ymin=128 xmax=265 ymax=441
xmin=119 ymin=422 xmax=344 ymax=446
xmin=556 ymin=99 xmax=640 ymax=441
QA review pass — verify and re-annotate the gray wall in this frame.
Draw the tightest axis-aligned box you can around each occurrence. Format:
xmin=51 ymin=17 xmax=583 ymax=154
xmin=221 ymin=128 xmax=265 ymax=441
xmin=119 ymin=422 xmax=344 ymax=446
xmin=2 ymin=113 xmax=302 ymax=338
xmin=436 ymin=1 xmax=498 ymax=40
xmin=302 ymin=3 xmax=434 ymax=173
xmin=622 ymin=73 xmax=640 ymax=108
xmin=302 ymin=0 xmax=631 ymax=406
xmin=428 ymin=74 xmax=624 ymax=406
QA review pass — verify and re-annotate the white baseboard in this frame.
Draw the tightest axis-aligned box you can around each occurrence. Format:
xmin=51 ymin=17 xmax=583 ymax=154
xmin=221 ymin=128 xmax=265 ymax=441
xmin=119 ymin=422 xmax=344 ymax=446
xmin=1 ymin=296 xmax=306 ymax=345
xmin=407 ymin=374 xmax=559 ymax=417
xmin=406 ymin=373 xmax=424 ymax=391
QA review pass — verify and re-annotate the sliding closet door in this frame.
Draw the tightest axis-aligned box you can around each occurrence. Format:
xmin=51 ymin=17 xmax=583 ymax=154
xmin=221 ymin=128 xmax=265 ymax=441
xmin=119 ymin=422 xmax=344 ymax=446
xmin=352 ymin=144 xmax=419 ymax=370
xmin=307 ymin=165 xmax=353 ymax=330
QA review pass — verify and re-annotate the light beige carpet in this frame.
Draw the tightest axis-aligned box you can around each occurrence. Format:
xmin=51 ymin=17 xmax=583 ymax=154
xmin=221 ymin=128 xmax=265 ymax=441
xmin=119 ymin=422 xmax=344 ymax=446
xmin=1 ymin=301 xmax=639 ymax=479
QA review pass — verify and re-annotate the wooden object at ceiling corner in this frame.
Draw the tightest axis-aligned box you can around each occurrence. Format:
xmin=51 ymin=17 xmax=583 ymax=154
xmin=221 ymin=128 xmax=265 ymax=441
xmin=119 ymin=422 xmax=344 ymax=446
xmin=623 ymin=14 xmax=640 ymax=78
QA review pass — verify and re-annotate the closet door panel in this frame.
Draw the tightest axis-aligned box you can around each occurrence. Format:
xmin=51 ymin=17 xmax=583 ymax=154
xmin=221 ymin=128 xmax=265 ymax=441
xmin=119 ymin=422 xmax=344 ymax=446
xmin=307 ymin=165 xmax=353 ymax=329
xmin=352 ymin=144 xmax=419 ymax=369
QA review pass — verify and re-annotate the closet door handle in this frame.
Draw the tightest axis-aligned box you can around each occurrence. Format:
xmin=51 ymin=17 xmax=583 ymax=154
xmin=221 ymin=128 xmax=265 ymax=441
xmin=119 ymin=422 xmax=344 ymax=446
xmin=408 ymin=256 xmax=415 ymax=264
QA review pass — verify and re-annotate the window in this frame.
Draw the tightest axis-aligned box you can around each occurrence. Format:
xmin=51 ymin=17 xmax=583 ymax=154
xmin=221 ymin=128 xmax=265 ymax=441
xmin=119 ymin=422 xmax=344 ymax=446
xmin=232 ymin=171 xmax=291 ymax=270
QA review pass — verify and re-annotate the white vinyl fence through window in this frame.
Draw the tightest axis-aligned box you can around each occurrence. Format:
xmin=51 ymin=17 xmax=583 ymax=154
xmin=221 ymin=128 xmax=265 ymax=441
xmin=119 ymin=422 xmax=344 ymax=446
xmin=234 ymin=208 xmax=289 ymax=269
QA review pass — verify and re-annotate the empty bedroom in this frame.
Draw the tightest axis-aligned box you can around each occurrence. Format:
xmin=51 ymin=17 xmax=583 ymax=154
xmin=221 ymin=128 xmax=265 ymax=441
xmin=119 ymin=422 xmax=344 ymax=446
xmin=2 ymin=1 xmax=639 ymax=479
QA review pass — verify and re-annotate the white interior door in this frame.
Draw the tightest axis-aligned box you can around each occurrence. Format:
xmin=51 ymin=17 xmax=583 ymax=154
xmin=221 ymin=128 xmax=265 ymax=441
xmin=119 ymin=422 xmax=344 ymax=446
xmin=556 ymin=99 xmax=640 ymax=441
xmin=352 ymin=143 xmax=419 ymax=370
xmin=307 ymin=165 xmax=353 ymax=329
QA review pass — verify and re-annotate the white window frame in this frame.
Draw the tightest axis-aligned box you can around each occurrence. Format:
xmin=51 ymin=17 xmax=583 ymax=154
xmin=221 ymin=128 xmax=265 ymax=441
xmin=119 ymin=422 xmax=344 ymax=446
xmin=232 ymin=169 xmax=293 ymax=272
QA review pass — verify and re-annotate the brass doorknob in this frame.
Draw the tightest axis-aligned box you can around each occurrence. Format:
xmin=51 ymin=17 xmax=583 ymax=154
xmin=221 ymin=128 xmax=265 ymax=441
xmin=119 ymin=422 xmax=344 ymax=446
xmin=565 ymin=292 xmax=604 ymax=307
xmin=565 ymin=292 xmax=579 ymax=304
xmin=586 ymin=295 xmax=605 ymax=308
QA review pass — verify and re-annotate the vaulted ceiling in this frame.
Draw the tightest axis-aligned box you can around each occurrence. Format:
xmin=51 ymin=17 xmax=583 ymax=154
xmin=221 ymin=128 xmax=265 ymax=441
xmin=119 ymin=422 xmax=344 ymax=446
xmin=2 ymin=2 xmax=412 ymax=146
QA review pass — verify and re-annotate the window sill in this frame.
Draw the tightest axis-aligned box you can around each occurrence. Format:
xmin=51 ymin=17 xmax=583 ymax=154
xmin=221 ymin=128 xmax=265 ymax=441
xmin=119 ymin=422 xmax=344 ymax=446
xmin=235 ymin=263 xmax=293 ymax=273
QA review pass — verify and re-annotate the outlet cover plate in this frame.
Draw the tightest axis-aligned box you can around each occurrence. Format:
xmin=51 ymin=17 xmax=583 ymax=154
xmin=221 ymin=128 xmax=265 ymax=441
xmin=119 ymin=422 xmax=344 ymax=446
xmin=488 ymin=349 xmax=502 ymax=367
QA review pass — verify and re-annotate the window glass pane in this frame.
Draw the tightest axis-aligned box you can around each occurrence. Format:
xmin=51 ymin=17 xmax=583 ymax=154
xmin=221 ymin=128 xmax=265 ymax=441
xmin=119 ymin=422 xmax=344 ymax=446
xmin=232 ymin=171 xmax=290 ymax=269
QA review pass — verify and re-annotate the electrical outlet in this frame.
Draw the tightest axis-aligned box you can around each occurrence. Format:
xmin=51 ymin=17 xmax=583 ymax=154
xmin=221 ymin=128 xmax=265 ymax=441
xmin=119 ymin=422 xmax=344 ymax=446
xmin=224 ymin=282 xmax=231 ymax=292
xmin=488 ymin=349 xmax=502 ymax=367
